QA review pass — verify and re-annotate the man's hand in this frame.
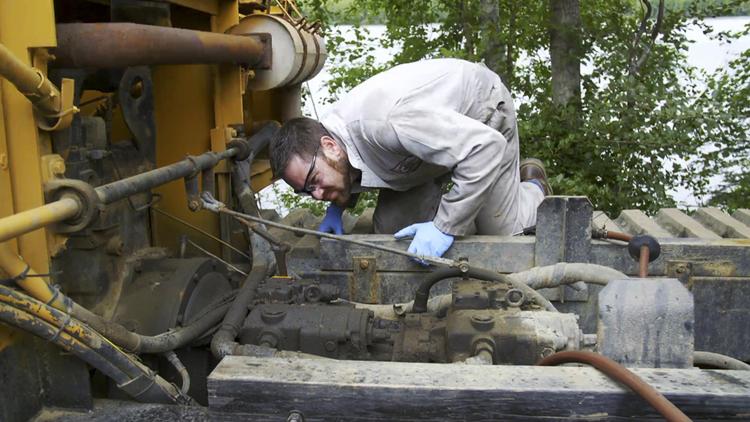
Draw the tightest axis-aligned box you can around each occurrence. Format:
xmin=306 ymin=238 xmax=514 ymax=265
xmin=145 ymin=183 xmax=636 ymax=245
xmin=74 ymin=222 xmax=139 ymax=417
xmin=394 ymin=221 xmax=454 ymax=265
xmin=319 ymin=203 xmax=345 ymax=234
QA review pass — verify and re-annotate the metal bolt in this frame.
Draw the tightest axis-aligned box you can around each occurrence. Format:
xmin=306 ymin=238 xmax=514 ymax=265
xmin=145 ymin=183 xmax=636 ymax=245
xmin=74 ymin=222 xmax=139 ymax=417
xmin=359 ymin=259 xmax=369 ymax=270
xmin=324 ymin=341 xmax=337 ymax=352
xmin=50 ymin=160 xmax=66 ymax=177
xmin=541 ymin=347 xmax=555 ymax=358
xmin=287 ymin=410 xmax=305 ymax=422
xmin=471 ymin=315 xmax=493 ymax=323
xmin=188 ymin=200 xmax=201 ymax=211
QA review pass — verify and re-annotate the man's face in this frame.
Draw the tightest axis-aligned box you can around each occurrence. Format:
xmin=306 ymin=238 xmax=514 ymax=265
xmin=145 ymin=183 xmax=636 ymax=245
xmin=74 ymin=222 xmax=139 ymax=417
xmin=283 ymin=137 xmax=352 ymax=207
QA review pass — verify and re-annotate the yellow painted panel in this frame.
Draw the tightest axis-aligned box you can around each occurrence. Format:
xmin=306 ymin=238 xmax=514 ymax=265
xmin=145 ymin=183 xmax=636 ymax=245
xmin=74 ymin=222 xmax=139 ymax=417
xmin=0 ymin=1 xmax=56 ymax=272
xmin=0 ymin=84 xmax=14 ymax=219
xmin=152 ymin=64 xmax=221 ymax=256
xmin=0 ymin=1 xmax=56 ymax=48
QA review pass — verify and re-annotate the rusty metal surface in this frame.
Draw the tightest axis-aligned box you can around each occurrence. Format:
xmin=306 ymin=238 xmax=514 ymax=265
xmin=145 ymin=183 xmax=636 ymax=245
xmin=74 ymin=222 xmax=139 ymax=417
xmin=284 ymin=202 xmax=750 ymax=360
xmin=53 ymin=23 xmax=267 ymax=69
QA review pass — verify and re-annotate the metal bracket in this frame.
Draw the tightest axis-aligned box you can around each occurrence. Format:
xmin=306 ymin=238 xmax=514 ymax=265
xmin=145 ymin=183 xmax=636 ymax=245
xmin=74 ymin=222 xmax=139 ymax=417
xmin=534 ymin=196 xmax=592 ymax=302
xmin=349 ymin=256 xmax=380 ymax=304
xmin=666 ymin=259 xmax=736 ymax=289
xmin=184 ymin=158 xmax=217 ymax=212
xmin=36 ymin=78 xmax=78 ymax=132
xmin=250 ymin=33 xmax=272 ymax=69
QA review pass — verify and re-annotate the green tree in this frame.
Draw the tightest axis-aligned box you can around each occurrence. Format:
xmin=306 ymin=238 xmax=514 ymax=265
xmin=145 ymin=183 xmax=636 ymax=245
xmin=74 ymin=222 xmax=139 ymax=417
xmin=299 ymin=0 xmax=749 ymax=216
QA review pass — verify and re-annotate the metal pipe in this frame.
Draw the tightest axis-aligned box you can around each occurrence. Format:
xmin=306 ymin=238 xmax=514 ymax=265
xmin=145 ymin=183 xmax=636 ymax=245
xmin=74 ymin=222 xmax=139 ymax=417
xmin=538 ymin=351 xmax=691 ymax=422
xmin=96 ymin=148 xmax=237 ymax=204
xmin=603 ymin=230 xmax=632 ymax=243
xmin=639 ymin=245 xmax=650 ymax=277
xmin=164 ymin=351 xmax=191 ymax=395
xmin=0 ymin=42 xmax=62 ymax=115
xmin=53 ymin=23 xmax=267 ymax=68
xmin=0 ymin=197 xmax=80 ymax=244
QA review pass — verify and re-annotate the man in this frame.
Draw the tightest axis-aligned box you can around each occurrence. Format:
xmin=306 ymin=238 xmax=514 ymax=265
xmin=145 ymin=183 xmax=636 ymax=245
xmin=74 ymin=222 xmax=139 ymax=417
xmin=269 ymin=58 xmax=550 ymax=261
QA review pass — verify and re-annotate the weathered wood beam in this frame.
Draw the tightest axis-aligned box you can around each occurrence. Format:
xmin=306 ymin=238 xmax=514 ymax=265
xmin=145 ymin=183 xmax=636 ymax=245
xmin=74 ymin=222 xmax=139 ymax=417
xmin=695 ymin=207 xmax=750 ymax=239
xmin=208 ymin=356 xmax=750 ymax=421
xmin=656 ymin=208 xmax=721 ymax=239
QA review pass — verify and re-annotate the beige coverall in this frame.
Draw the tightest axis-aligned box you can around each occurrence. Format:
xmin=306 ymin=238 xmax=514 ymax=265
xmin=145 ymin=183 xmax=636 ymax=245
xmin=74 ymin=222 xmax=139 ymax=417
xmin=320 ymin=58 xmax=544 ymax=236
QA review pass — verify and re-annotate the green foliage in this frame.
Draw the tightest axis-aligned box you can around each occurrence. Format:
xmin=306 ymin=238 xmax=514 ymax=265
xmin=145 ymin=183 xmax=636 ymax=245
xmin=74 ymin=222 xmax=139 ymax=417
xmin=270 ymin=181 xmax=327 ymax=216
xmin=295 ymin=0 xmax=749 ymax=216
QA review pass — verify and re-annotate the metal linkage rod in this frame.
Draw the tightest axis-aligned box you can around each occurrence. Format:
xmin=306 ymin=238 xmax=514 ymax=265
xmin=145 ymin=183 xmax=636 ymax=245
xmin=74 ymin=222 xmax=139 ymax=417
xmin=199 ymin=192 xmax=464 ymax=270
xmin=96 ymin=148 xmax=237 ymax=205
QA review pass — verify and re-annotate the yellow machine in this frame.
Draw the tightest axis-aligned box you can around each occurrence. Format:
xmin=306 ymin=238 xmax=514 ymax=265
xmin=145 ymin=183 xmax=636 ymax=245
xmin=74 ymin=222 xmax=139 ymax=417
xmin=0 ymin=1 xmax=325 ymax=419
xmin=2 ymin=2 xmax=750 ymax=421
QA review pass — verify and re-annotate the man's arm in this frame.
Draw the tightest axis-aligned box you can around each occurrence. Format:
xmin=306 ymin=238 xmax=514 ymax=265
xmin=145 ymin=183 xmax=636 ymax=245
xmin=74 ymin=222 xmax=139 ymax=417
xmin=391 ymin=106 xmax=508 ymax=236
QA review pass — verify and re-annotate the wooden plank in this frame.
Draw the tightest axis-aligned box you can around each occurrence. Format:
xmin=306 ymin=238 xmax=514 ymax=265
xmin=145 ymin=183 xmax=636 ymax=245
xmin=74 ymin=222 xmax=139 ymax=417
xmin=695 ymin=207 xmax=750 ymax=239
xmin=655 ymin=208 xmax=721 ymax=239
xmin=591 ymin=210 xmax=624 ymax=233
xmin=208 ymin=356 xmax=750 ymax=421
xmin=732 ymin=209 xmax=750 ymax=227
xmin=615 ymin=210 xmax=673 ymax=238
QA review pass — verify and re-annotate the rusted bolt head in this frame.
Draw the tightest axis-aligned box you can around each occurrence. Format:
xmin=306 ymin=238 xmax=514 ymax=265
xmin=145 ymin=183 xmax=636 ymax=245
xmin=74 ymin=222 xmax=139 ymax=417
xmin=50 ymin=160 xmax=66 ymax=177
xmin=106 ymin=236 xmax=125 ymax=256
xmin=287 ymin=411 xmax=305 ymax=422
xmin=359 ymin=259 xmax=369 ymax=270
xmin=541 ymin=347 xmax=555 ymax=358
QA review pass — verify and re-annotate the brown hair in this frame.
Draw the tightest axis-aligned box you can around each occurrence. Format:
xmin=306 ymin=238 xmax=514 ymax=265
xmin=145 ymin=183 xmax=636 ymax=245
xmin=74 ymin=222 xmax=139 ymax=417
xmin=269 ymin=117 xmax=330 ymax=178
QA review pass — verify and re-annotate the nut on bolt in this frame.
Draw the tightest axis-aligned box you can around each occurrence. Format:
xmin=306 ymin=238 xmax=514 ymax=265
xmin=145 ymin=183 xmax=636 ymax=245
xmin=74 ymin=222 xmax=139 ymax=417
xmin=287 ymin=410 xmax=305 ymax=422
xmin=359 ymin=259 xmax=369 ymax=270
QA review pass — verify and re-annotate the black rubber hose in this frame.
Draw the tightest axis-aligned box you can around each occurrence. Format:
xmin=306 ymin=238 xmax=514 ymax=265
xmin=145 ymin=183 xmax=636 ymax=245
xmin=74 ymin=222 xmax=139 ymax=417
xmin=70 ymin=289 xmax=235 ymax=354
xmin=411 ymin=267 xmax=557 ymax=313
xmin=0 ymin=303 xmax=130 ymax=386
xmin=0 ymin=292 xmax=190 ymax=404
xmin=137 ymin=301 xmax=232 ymax=353
xmin=211 ymin=264 xmax=267 ymax=359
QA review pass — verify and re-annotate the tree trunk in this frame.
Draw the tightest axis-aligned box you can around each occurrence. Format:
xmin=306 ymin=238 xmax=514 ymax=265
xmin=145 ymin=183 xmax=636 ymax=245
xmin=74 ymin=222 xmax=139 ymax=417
xmin=478 ymin=0 xmax=507 ymax=84
xmin=549 ymin=0 xmax=582 ymax=108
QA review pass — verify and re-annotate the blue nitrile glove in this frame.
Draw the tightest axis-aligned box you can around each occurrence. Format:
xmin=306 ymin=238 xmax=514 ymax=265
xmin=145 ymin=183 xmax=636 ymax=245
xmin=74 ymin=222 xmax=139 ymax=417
xmin=319 ymin=203 xmax=345 ymax=235
xmin=393 ymin=221 xmax=454 ymax=266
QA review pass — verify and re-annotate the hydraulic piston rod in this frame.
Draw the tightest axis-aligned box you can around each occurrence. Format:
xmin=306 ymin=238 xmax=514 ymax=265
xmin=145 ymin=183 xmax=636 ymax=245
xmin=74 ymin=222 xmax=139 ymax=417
xmin=53 ymin=23 xmax=268 ymax=68
xmin=0 ymin=147 xmax=240 ymax=244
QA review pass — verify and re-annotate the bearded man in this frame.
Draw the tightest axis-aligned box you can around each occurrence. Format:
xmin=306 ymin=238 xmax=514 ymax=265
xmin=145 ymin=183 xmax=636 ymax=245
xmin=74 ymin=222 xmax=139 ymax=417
xmin=269 ymin=58 xmax=550 ymax=261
